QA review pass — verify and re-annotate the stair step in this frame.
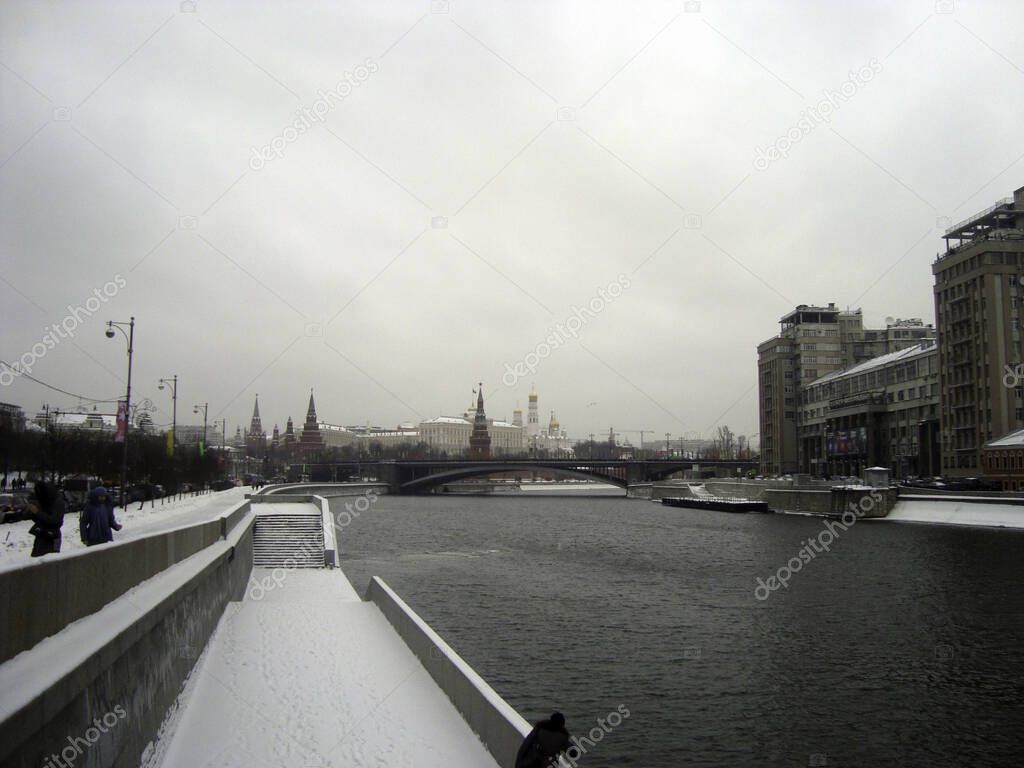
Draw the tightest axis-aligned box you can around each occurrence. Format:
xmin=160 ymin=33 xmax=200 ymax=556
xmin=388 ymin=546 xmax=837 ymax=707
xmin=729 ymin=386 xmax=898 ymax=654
xmin=251 ymin=509 xmax=327 ymax=569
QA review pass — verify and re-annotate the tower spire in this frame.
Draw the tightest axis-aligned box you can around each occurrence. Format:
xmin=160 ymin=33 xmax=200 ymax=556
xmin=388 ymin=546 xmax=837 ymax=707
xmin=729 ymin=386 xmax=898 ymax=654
xmin=250 ymin=394 xmax=264 ymax=435
xmin=306 ymin=389 xmax=317 ymax=423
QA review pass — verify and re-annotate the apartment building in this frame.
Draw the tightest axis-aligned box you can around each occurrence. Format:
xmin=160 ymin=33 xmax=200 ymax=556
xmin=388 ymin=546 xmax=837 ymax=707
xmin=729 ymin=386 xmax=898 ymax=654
xmin=933 ymin=186 xmax=1024 ymax=475
xmin=801 ymin=340 xmax=939 ymax=479
xmin=758 ymin=304 xmax=934 ymax=475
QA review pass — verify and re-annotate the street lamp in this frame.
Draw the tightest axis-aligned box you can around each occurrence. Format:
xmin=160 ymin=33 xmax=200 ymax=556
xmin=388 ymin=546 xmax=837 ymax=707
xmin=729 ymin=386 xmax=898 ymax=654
xmin=193 ymin=403 xmax=208 ymax=450
xmin=106 ymin=317 xmax=135 ymax=508
xmin=158 ymin=375 xmax=178 ymax=453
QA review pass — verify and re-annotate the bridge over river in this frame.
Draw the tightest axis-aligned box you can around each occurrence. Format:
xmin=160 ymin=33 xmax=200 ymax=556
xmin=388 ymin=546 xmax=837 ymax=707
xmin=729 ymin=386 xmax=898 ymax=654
xmin=296 ymin=458 xmax=758 ymax=493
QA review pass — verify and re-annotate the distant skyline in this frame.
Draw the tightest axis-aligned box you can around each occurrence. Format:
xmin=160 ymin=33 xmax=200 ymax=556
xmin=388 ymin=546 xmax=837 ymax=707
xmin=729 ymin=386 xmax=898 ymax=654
xmin=2 ymin=0 xmax=1023 ymax=444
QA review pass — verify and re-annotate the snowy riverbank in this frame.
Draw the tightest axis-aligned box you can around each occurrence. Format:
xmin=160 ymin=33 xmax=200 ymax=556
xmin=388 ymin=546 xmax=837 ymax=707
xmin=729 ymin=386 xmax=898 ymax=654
xmin=879 ymin=499 xmax=1024 ymax=529
xmin=0 ymin=487 xmax=248 ymax=570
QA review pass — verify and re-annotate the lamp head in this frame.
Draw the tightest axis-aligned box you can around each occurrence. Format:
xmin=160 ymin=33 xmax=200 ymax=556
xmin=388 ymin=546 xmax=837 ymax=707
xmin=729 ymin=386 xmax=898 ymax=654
xmin=158 ymin=382 xmax=164 ymax=390
xmin=105 ymin=328 xmax=115 ymax=338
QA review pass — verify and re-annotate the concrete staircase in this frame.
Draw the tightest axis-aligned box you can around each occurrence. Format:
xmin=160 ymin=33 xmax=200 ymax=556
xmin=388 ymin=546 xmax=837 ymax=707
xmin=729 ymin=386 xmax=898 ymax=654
xmin=252 ymin=506 xmax=325 ymax=568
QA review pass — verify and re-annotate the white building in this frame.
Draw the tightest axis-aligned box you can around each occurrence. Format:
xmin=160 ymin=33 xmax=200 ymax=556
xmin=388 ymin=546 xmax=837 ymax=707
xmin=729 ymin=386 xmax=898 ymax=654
xmin=418 ymin=415 xmax=524 ymax=457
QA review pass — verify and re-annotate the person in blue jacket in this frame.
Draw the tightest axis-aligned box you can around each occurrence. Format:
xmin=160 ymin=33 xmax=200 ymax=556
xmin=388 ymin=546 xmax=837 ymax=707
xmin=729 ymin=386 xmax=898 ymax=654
xmin=80 ymin=486 xmax=122 ymax=546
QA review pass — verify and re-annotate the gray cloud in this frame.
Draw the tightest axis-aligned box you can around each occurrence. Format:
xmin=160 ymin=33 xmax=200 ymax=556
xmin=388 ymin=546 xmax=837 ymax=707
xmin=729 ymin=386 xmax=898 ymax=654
xmin=2 ymin=0 xmax=1023 ymax=446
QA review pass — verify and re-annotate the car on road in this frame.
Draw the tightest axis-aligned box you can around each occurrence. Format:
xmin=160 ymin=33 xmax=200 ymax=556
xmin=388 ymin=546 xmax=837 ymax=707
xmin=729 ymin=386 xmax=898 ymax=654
xmin=0 ymin=492 xmax=32 ymax=523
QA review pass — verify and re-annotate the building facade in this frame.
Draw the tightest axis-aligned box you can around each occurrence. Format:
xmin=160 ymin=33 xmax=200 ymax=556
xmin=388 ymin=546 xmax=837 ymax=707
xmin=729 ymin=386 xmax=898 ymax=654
xmin=933 ymin=185 xmax=1024 ymax=476
xmin=801 ymin=340 xmax=940 ymax=479
xmin=0 ymin=403 xmax=25 ymax=431
xmin=981 ymin=428 xmax=1024 ymax=490
xmin=758 ymin=304 xmax=934 ymax=474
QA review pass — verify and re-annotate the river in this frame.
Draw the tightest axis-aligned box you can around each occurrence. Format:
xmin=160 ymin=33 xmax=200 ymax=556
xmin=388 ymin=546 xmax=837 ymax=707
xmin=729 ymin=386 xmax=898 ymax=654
xmin=335 ymin=491 xmax=1024 ymax=767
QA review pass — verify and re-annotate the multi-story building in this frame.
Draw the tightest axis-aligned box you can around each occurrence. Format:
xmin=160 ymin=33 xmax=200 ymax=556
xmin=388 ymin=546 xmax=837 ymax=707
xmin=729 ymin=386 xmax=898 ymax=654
xmin=801 ymin=340 xmax=939 ymax=479
xmin=981 ymin=428 xmax=1024 ymax=490
xmin=933 ymin=186 xmax=1024 ymax=476
xmin=419 ymin=414 xmax=523 ymax=457
xmin=0 ymin=402 xmax=25 ymax=431
xmin=759 ymin=304 xmax=934 ymax=474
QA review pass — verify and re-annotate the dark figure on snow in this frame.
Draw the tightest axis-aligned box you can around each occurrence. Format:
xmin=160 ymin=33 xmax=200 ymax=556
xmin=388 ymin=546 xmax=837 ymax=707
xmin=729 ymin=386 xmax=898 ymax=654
xmin=515 ymin=712 xmax=574 ymax=768
xmin=80 ymin=486 xmax=122 ymax=546
xmin=27 ymin=481 xmax=66 ymax=557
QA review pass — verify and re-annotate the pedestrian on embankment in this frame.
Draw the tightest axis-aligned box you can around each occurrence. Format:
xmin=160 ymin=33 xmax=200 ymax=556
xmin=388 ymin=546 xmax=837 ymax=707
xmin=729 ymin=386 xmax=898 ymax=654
xmin=515 ymin=711 xmax=574 ymax=768
xmin=80 ymin=486 xmax=122 ymax=546
xmin=26 ymin=481 xmax=66 ymax=557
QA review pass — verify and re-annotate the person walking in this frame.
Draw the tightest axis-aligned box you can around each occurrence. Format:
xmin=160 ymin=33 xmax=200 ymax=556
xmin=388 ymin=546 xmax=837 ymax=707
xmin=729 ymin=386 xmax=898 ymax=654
xmin=80 ymin=486 xmax=122 ymax=546
xmin=27 ymin=481 xmax=66 ymax=557
xmin=515 ymin=712 xmax=574 ymax=768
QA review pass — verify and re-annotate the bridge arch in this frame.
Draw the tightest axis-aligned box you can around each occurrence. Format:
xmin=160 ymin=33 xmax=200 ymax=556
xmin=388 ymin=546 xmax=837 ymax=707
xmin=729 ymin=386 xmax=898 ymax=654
xmin=399 ymin=463 xmax=628 ymax=493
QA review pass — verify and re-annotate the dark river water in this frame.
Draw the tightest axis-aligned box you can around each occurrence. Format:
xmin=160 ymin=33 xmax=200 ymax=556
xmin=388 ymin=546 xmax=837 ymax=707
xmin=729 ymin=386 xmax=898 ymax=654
xmin=333 ymin=492 xmax=1024 ymax=767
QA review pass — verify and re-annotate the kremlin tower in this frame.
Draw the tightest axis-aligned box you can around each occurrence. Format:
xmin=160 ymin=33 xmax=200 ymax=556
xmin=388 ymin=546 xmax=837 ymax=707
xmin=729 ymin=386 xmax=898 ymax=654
xmin=246 ymin=395 xmax=267 ymax=458
xmin=297 ymin=390 xmax=324 ymax=458
xmin=283 ymin=416 xmax=295 ymax=454
xmin=468 ymin=383 xmax=491 ymax=460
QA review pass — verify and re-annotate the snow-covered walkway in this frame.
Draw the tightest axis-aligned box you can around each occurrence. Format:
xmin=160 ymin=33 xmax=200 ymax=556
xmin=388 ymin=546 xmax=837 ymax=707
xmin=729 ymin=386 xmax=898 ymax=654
xmin=148 ymin=568 xmax=499 ymax=768
xmin=0 ymin=487 xmax=248 ymax=570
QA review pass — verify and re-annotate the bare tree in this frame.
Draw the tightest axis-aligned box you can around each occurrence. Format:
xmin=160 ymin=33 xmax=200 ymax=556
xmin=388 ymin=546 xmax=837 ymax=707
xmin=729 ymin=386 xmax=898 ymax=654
xmin=714 ymin=425 xmax=736 ymax=459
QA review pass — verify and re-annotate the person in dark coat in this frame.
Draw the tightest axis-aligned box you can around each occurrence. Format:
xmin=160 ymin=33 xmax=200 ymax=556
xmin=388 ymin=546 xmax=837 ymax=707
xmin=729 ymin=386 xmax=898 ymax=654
xmin=27 ymin=481 xmax=66 ymax=557
xmin=80 ymin=486 xmax=122 ymax=546
xmin=515 ymin=712 xmax=574 ymax=768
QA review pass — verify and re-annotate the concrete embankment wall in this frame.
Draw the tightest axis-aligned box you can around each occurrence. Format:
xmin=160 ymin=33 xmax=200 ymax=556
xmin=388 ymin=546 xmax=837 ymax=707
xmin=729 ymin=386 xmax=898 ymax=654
xmin=365 ymin=577 xmax=530 ymax=768
xmin=264 ymin=482 xmax=389 ymax=498
xmin=653 ymin=481 xmax=899 ymax=517
xmin=0 ymin=505 xmax=254 ymax=768
xmin=763 ymin=489 xmax=832 ymax=515
xmin=0 ymin=500 xmax=249 ymax=664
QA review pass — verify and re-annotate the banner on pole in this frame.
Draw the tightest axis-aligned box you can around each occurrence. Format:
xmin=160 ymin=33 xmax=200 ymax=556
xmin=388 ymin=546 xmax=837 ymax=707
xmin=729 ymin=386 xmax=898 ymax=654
xmin=166 ymin=430 xmax=174 ymax=457
xmin=115 ymin=401 xmax=128 ymax=443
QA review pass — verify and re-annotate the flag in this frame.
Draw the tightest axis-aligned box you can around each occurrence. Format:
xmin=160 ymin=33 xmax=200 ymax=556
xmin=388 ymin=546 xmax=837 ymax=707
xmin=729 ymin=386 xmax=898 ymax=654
xmin=115 ymin=400 xmax=128 ymax=443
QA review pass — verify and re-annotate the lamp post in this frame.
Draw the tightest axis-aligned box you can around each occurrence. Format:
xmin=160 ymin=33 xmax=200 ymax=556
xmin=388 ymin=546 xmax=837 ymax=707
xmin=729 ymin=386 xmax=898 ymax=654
xmin=105 ymin=317 xmax=135 ymax=508
xmin=193 ymin=403 xmax=208 ymax=450
xmin=158 ymin=375 xmax=178 ymax=453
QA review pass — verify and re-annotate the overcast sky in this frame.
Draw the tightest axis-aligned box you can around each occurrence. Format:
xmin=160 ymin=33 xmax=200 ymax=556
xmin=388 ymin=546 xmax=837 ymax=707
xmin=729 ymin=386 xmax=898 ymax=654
xmin=2 ymin=0 xmax=1022 ymax=446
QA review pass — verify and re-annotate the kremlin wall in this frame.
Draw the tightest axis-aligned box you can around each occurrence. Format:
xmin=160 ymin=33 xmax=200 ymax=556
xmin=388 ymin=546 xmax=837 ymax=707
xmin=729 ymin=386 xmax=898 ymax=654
xmin=234 ymin=384 xmax=573 ymax=465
